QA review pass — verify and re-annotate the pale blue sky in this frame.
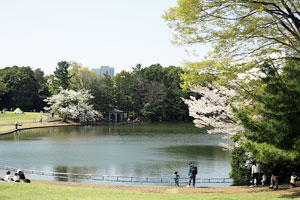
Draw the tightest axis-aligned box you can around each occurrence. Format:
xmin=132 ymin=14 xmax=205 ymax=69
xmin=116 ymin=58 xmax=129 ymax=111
xmin=0 ymin=0 xmax=208 ymax=74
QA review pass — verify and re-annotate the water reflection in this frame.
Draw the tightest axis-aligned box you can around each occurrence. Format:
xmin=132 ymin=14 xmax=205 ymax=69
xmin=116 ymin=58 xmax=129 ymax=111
xmin=54 ymin=166 xmax=98 ymax=182
xmin=161 ymin=145 xmax=228 ymax=159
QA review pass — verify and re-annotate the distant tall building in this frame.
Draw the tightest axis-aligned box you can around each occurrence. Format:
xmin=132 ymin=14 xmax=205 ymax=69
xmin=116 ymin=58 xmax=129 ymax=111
xmin=100 ymin=66 xmax=110 ymax=76
xmin=91 ymin=66 xmax=114 ymax=78
xmin=91 ymin=68 xmax=101 ymax=75
xmin=109 ymin=67 xmax=114 ymax=78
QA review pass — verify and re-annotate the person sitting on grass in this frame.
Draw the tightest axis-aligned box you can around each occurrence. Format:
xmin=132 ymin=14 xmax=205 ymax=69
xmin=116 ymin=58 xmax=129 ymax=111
xmin=17 ymin=169 xmax=30 ymax=183
xmin=13 ymin=172 xmax=20 ymax=182
xmin=4 ymin=171 xmax=13 ymax=182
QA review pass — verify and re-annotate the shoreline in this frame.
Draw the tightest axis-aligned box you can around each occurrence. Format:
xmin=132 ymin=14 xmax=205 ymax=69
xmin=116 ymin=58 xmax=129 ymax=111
xmin=0 ymin=119 xmax=191 ymax=136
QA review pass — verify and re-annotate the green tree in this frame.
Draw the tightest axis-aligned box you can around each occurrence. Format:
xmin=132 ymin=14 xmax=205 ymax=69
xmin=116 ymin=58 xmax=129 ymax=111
xmin=163 ymin=0 xmax=300 ymax=65
xmin=69 ymin=61 xmax=97 ymax=90
xmin=0 ymin=66 xmax=39 ymax=111
xmin=53 ymin=61 xmax=72 ymax=91
xmin=89 ymin=74 xmax=115 ymax=117
xmin=162 ymin=66 xmax=190 ymax=121
xmin=136 ymin=64 xmax=190 ymax=121
xmin=34 ymin=68 xmax=51 ymax=111
xmin=231 ymin=60 xmax=300 ymax=184
xmin=0 ymin=77 xmax=6 ymax=102
xmin=113 ymin=71 xmax=135 ymax=119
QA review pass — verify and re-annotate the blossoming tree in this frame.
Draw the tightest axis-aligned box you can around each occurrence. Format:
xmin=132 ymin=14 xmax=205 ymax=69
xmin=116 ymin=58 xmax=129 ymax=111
xmin=182 ymin=84 xmax=245 ymax=150
xmin=45 ymin=89 xmax=102 ymax=123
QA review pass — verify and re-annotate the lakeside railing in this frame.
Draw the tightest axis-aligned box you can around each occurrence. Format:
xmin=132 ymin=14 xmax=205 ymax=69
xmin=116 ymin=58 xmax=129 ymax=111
xmin=0 ymin=165 xmax=233 ymax=184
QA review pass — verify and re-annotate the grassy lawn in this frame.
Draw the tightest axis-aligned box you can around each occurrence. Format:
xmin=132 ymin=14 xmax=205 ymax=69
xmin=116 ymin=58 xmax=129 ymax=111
xmin=0 ymin=112 xmax=65 ymax=133
xmin=0 ymin=112 xmax=45 ymax=124
xmin=0 ymin=182 xmax=299 ymax=200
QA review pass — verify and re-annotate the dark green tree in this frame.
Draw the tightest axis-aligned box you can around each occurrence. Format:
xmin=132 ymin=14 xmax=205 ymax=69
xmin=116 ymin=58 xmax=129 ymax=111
xmin=0 ymin=77 xmax=6 ymax=102
xmin=34 ymin=68 xmax=51 ymax=111
xmin=230 ymin=60 xmax=300 ymax=184
xmin=0 ymin=66 xmax=39 ymax=111
xmin=89 ymin=74 xmax=115 ymax=117
xmin=53 ymin=61 xmax=72 ymax=91
xmin=162 ymin=66 xmax=190 ymax=121
xmin=141 ymin=81 xmax=167 ymax=121
xmin=113 ymin=71 xmax=135 ymax=119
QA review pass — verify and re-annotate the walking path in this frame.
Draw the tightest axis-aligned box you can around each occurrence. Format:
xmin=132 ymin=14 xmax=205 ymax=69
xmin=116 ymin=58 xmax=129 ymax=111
xmin=32 ymin=179 xmax=300 ymax=195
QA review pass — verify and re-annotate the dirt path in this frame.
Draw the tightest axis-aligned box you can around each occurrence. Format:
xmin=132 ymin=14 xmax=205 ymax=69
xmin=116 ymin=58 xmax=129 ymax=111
xmin=32 ymin=179 xmax=300 ymax=194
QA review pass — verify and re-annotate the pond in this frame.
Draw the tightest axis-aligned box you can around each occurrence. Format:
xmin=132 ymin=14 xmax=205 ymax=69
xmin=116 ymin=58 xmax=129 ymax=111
xmin=0 ymin=123 xmax=232 ymax=186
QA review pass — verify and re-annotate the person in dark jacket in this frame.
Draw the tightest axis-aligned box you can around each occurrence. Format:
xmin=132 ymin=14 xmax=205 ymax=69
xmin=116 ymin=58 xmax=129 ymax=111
xmin=269 ymin=164 xmax=280 ymax=189
xmin=17 ymin=169 xmax=30 ymax=183
xmin=187 ymin=162 xmax=197 ymax=187
xmin=17 ymin=169 xmax=26 ymax=180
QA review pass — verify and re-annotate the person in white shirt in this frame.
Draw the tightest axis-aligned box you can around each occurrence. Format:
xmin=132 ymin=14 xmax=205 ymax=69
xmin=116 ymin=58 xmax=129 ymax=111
xmin=13 ymin=172 xmax=20 ymax=182
xmin=261 ymin=174 xmax=267 ymax=186
xmin=250 ymin=161 xmax=260 ymax=187
xmin=4 ymin=171 xmax=12 ymax=182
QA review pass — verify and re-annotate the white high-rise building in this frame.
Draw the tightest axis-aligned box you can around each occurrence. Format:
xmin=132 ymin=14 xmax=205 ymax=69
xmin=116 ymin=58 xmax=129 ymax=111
xmin=91 ymin=66 xmax=114 ymax=78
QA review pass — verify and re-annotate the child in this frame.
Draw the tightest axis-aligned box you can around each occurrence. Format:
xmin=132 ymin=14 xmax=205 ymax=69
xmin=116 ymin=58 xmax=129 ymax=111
xmin=290 ymin=172 xmax=297 ymax=188
xmin=173 ymin=171 xmax=180 ymax=187
xmin=261 ymin=174 xmax=267 ymax=186
xmin=13 ymin=173 xmax=20 ymax=182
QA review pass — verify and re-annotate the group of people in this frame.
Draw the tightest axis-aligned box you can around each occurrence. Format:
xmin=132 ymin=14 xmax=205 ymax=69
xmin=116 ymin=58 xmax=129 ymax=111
xmin=173 ymin=162 xmax=198 ymax=187
xmin=251 ymin=162 xmax=298 ymax=189
xmin=1 ymin=169 xmax=30 ymax=183
xmin=173 ymin=161 xmax=298 ymax=188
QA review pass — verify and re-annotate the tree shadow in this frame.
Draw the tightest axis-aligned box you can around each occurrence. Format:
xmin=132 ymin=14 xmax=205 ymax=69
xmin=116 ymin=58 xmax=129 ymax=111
xmin=279 ymin=192 xmax=300 ymax=199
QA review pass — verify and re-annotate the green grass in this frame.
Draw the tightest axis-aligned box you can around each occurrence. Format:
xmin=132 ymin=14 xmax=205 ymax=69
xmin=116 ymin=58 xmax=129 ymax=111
xmin=0 ymin=182 xmax=298 ymax=200
xmin=0 ymin=112 xmax=44 ymax=124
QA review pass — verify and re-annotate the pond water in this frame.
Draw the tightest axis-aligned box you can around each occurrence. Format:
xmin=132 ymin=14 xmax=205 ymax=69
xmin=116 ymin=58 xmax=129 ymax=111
xmin=0 ymin=123 xmax=232 ymax=186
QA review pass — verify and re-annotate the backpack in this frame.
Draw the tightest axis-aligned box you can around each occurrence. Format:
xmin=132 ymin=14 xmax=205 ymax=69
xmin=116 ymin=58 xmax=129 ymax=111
xmin=191 ymin=166 xmax=198 ymax=175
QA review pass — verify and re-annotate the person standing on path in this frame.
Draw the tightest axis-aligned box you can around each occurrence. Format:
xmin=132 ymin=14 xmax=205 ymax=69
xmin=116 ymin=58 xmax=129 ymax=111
xmin=250 ymin=161 xmax=260 ymax=187
xmin=187 ymin=162 xmax=197 ymax=187
xmin=40 ymin=116 xmax=43 ymax=123
xmin=269 ymin=163 xmax=280 ymax=190
xmin=15 ymin=121 xmax=19 ymax=130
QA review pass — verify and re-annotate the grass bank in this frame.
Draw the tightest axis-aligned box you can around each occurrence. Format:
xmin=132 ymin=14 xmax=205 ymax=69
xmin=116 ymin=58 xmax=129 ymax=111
xmin=1 ymin=181 xmax=299 ymax=200
xmin=0 ymin=112 xmax=78 ymax=133
xmin=0 ymin=111 xmax=44 ymax=124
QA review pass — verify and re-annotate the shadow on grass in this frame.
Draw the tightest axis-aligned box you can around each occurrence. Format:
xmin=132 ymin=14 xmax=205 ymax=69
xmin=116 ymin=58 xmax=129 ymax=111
xmin=279 ymin=192 xmax=300 ymax=199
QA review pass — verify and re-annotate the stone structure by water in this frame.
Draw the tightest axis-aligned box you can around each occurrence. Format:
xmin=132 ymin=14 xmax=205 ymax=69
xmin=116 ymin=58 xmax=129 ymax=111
xmin=108 ymin=109 xmax=124 ymax=123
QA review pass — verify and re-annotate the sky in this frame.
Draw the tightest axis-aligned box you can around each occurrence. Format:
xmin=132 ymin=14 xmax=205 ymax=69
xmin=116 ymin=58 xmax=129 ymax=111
xmin=0 ymin=0 xmax=209 ymax=75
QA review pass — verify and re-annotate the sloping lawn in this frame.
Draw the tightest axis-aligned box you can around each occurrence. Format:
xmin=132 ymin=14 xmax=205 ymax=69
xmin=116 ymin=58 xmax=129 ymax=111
xmin=0 ymin=112 xmax=44 ymax=124
xmin=0 ymin=182 xmax=298 ymax=200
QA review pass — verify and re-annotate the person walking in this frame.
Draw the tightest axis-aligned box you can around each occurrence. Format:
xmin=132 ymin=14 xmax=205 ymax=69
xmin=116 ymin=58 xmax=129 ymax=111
xmin=290 ymin=172 xmax=297 ymax=189
xmin=250 ymin=161 xmax=260 ymax=187
xmin=173 ymin=171 xmax=180 ymax=187
xmin=269 ymin=164 xmax=280 ymax=190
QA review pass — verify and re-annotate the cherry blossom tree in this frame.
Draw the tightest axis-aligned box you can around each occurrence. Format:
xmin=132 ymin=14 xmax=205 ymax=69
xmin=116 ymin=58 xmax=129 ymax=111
xmin=182 ymin=84 xmax=244 ymax=150
xmin=45 ymin=89 xmax=102 ymax=123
